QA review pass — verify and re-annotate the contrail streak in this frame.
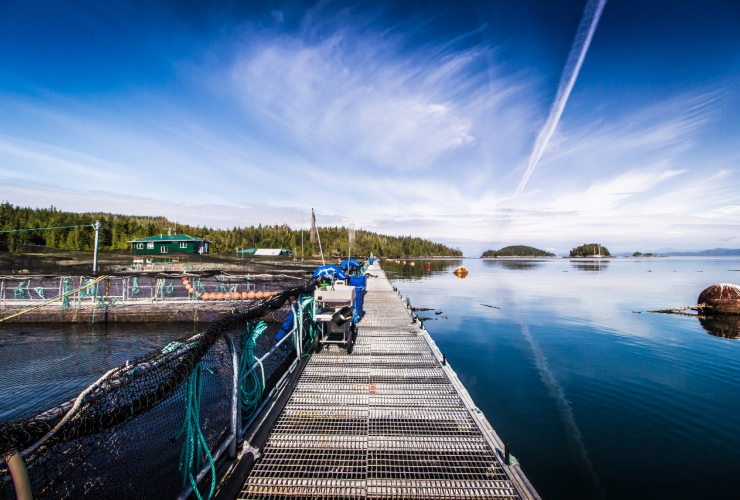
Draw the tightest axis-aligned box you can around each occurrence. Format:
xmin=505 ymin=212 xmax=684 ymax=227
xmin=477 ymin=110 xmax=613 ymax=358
xmin=514 ymin=0 xmax=607 ymax=197
xmin=519 ymin=323 xmax=605 ymax=499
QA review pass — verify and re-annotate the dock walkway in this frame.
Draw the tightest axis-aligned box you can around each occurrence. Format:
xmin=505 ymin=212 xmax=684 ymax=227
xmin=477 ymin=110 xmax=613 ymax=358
xmin=239 ymin=263 xmax=538 ymax=499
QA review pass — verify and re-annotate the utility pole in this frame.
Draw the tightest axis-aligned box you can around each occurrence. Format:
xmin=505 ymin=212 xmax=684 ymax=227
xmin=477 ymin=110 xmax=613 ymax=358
xmin=92 ymin=220 xmax=100 ymax=274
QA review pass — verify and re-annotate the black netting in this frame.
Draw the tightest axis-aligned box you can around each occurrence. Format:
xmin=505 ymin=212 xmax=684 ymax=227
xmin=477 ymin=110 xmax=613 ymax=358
xmin=0 ymin=277 xmax=316 ymax=499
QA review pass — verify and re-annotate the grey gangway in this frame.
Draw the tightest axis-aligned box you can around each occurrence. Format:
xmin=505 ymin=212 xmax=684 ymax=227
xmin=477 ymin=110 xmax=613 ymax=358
xmin=239 ymin=262 xmax=540 ymax=499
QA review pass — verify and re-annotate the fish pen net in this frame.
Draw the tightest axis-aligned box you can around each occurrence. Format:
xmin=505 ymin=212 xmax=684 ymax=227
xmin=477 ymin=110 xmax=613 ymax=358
xmin=0 ymin=273 xmax=309 ymax=323
xmin=0 ymin=277 xmax=317 ymax=499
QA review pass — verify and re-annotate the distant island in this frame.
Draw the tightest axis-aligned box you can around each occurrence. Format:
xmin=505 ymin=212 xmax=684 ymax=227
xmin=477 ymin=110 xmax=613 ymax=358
xmin=481 ymin=245 xmax=555 ymax=258
xmin=632 ymin=252 xmax=659 ymax=257
xmin=570 ymin=243 xmax=611 ymax=257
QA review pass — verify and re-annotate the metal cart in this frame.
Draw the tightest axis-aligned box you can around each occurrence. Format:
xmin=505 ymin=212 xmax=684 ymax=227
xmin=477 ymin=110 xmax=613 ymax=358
xmin=314 ymin=281 xmax=357 ymax=354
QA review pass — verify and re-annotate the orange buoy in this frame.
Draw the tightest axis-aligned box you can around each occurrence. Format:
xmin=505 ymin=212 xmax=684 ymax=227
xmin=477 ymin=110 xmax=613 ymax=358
xmin=256 ymin=291 xmax=264 ymax=299
xmin=453 ymin=266 xmax=469 ymax=279
xmin=424 ymin=262 xmax=432 ymax=270
xmin=248 ymin=291 xmax=256 ymax=300
xmin=410 ymin=262 xmax=415 ymax=267
xmin=230 ymin=292 xmax=239 ymax=300
xmin=195 ymin=291 xmax=202 ymax=298
xmin=181 ymin=276 xmax=188 ymax=282
xmin=216 ymin=292 xmax=225 ymax=300
xmin=241 ymin=291 xmax=249 ymax=300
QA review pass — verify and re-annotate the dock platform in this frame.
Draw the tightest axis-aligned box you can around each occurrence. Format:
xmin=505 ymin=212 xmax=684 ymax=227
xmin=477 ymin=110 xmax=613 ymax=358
xmin=239 ymin=263 xmax=539 ymax=499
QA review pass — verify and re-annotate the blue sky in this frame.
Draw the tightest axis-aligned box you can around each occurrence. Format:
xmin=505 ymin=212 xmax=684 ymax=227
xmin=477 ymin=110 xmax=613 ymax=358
xmin=1 ymin=1 xmax=739 ymax=255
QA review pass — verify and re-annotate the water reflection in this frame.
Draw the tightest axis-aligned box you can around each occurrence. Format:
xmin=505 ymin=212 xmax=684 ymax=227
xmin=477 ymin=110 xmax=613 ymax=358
xmin=570 ymin=259 xmax=610 ymax=273
xmin=381 ymin=259 xmax=462 ymax=280
xmin=699 ymin=315 xmax=740 ymax=339
xmin=482 ymin=259 xmax=546 ymax=271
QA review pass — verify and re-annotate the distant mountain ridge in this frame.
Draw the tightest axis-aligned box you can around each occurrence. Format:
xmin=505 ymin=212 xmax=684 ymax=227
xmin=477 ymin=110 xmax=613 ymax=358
xmin=660 ymin=248 xmax=740 ymax=257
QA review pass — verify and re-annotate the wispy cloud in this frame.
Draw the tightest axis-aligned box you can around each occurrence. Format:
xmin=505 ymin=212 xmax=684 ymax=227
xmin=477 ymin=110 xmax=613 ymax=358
xmin=0 ymin=4 xmax=738 ymax=255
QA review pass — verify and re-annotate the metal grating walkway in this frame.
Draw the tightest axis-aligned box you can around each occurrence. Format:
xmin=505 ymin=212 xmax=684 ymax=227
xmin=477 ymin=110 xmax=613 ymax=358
xmin=239 ymin=263 xmax=537 ymax=499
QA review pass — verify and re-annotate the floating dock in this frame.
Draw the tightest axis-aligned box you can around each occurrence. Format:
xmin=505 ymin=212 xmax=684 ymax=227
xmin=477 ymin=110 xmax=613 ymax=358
xmin=238 ymin=262 xmax=539 ymax=499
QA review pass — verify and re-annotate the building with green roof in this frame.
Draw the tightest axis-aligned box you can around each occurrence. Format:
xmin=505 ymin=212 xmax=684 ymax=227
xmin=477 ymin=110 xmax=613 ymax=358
xmin=128 ymin=234 xmax=211 ymax=255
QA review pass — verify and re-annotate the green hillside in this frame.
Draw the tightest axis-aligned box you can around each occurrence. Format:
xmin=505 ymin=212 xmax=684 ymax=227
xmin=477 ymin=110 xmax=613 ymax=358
xmin=0 ymin=203 xmax=462 ymax=258
xmin=481 ymin=245 xmax=555 ymax=258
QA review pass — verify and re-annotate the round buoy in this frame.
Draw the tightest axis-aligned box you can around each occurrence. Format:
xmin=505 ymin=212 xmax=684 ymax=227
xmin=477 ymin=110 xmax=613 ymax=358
xmin=453 ymin=266 xmax=469 ymax=279
xmin=216 ymin=292 xmax=225 ymax=300
xmin=410 ymin=262 xmax=415 ymax=267
xmin=256 ymin=291 xmax=264 ymax=299
xmin=231 ymin=292 xmax=240 ymax=300
xmin=248 ymin=291 xmax=256 ymax=300
xmin=425 ymin=262 xmax=432 ymax=270
xmin=195 ymin=291 xmax=202 ymax=298
xmin=698 ymin=284 xmax=740 ymax=314
xmin=241 ymin=291 xmax=249 ymax=300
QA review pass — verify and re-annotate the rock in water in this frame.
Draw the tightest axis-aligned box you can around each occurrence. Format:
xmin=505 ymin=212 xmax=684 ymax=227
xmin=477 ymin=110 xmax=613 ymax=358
xmin=698 ymin=283 xmax=740 ymax=315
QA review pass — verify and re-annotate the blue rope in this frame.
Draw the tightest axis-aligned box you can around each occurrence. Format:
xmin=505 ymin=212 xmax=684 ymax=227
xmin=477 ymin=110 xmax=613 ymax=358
xmin=239 ymin=321 xmax=268 ymax=420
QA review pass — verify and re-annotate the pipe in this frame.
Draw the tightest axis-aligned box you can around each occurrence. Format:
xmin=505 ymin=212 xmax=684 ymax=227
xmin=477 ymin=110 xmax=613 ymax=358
xmin=5 ymin=452 xmax=33 ymax=500
xmin=222 ymin=332 xmax=239 ymax=459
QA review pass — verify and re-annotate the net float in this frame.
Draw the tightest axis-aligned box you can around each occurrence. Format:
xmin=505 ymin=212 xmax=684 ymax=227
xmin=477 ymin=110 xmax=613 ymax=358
xmin=231 ymin=292 xmax=240 ymax=300
xmin=256 ymin=291 xmax=264 ymax=299
xmin=241 ymin=291 xmax=249 ymax=300
xmin=425 ymin=262 xmax=432 ymax=270
xmin=248 ymin=291 xmax=256 ymax=299
xmin=698 ymin=284 xmax=740 ymax=315
xmin=216 ymin=292 xmax=225 ymax=300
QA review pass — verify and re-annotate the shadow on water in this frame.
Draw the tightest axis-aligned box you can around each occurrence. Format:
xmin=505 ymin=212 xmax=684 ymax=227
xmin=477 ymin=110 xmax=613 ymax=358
xmin=699 ymin=315 xmax=740 ymax=339
xmin=381 ymin=259 xmax=462 ymax=280
xmin=482 ymin=259 xmax=546 ymax=271
xmin=570 ymin=259 xmax=610 ymax=273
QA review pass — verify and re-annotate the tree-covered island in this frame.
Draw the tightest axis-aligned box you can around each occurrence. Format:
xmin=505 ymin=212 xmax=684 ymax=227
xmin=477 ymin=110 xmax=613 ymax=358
xmin=569 ymin=243 xmax=611 ymax=257
xmin=481 ymin=245 xmax=555 ymax=258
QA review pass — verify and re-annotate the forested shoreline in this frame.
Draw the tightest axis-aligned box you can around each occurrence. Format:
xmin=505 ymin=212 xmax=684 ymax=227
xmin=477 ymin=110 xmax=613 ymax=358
xmin=0 ymin=203 xmax=462 ymax=258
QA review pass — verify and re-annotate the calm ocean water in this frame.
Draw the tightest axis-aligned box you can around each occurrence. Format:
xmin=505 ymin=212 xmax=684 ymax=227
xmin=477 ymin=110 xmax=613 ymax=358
xmin=384 ymin=257 xmax=740 ymax=500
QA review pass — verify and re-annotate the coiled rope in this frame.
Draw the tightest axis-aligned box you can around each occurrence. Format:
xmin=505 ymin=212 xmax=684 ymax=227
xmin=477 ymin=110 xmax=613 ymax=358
xmin=167 ymin=340 xmax=216 ymax=500
xmin=239 ymin=321 xmax=267 ymax=419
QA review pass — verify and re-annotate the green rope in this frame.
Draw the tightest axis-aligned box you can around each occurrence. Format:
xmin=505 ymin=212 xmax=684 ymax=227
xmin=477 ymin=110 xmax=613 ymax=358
xmin=13 ymin=281 xmax=26 ymax=300
xmin=168 ymin=341 xmax=216 ymax=500
xmin=166 ymin=281 xmax=174 ymax=294
xmin=130 ymin=277 xmax=140 ymax=295
xmin=34 ymin=287 xmax=45 ymax=299
xmin=61 ymin=279 xmax=71 ymax=309
xmin=292 ymin=295 xmax=319 ymax=355
xmin=80 ymin=279 xmax=96 ymax=297
xmin=239 ymin=321 xmax=268 ymax=420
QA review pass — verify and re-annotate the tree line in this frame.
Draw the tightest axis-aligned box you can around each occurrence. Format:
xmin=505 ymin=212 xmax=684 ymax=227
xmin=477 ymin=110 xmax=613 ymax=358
xmin=0 ymin=203 xmax=462 ymax=258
